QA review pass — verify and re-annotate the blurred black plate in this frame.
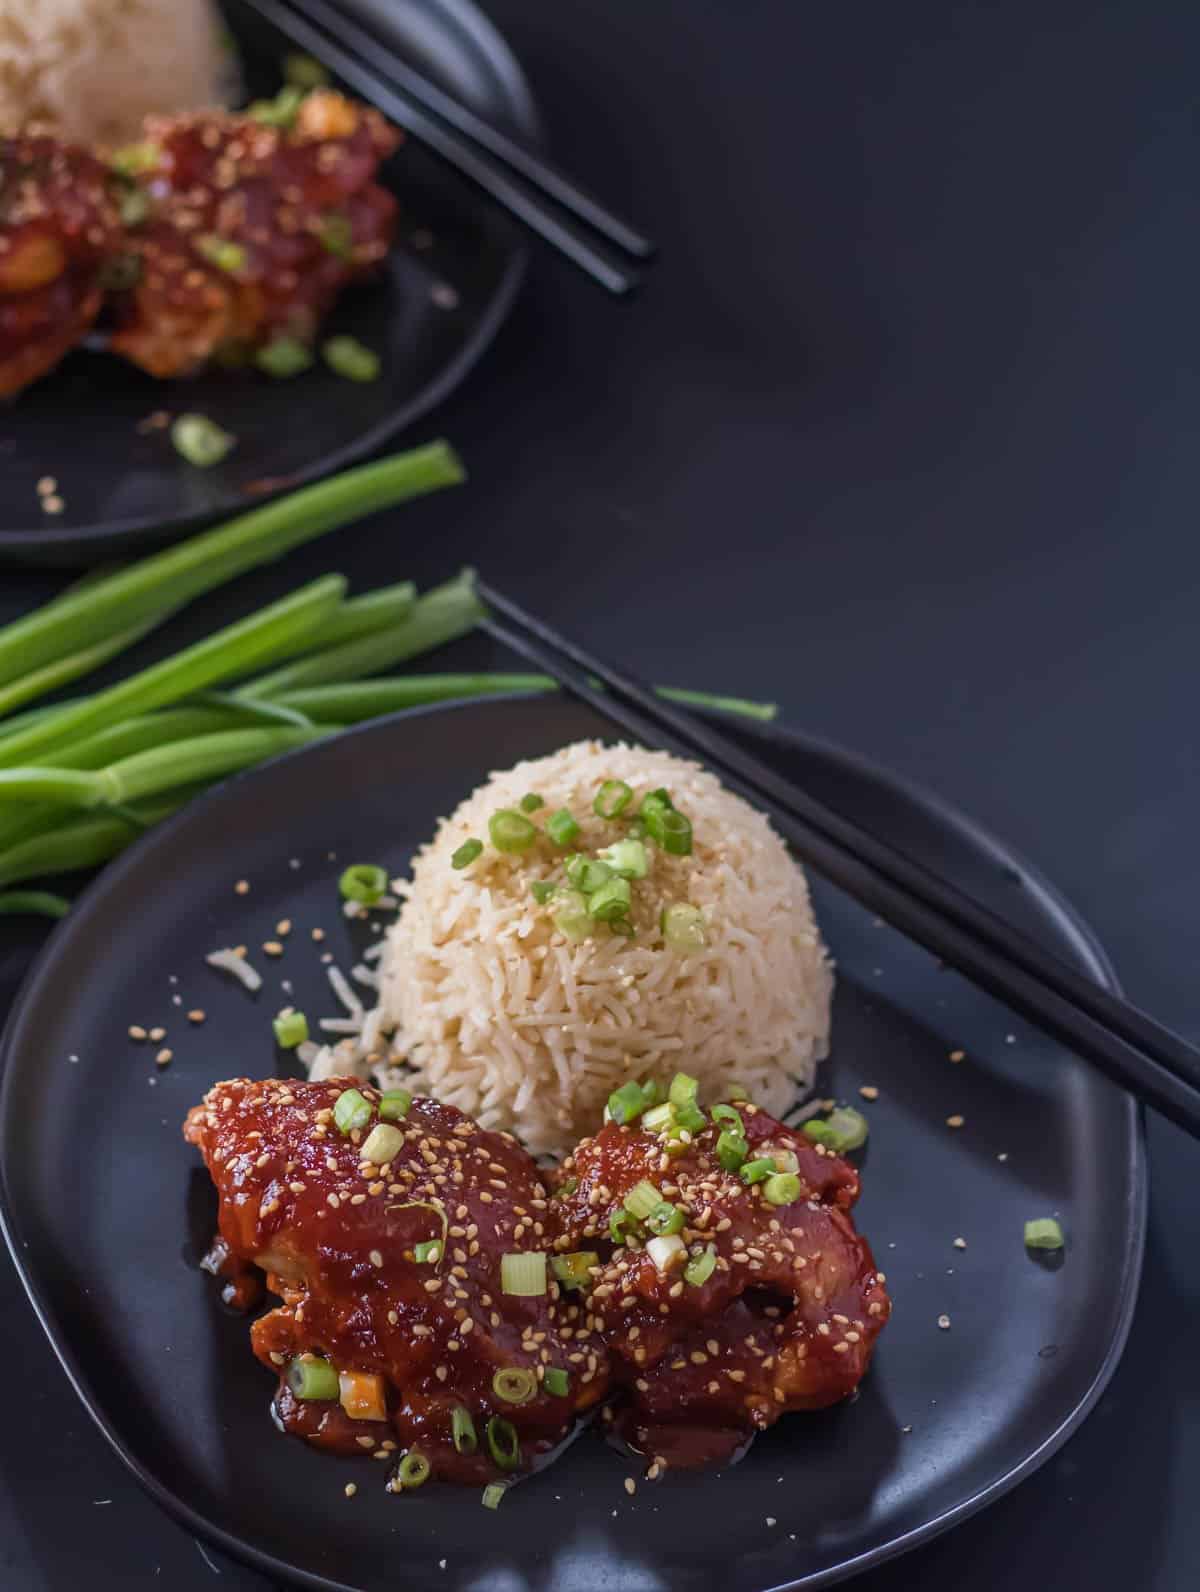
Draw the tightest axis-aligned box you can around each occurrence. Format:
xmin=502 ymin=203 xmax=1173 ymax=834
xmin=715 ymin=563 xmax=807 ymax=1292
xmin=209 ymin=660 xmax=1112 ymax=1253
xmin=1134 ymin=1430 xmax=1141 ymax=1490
xmin=0 ymin=0 xmax=537 ymax=566
xmin=0 ymin=696 xmax=1144 ymax=1590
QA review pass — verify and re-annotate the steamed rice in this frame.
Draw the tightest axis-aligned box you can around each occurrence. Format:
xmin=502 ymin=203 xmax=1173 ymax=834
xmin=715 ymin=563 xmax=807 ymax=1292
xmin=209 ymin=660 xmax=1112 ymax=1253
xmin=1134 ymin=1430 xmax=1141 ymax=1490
xmin=375 ymin=741 xmax=832 ymax=1156
xmin=0 ymin=0 xmax=232 ymax=145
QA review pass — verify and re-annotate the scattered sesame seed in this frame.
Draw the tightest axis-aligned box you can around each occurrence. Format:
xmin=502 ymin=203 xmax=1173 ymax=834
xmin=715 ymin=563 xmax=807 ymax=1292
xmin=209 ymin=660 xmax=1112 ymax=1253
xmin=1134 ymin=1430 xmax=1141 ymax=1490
xmin=36 ymin=476 xmax=56 ymax=495
xmin=42 ymin=495 xmax=64 ymax=514
xmin=276 ymin=919 xmax=292 ymax=936
xmin=949 ymin=1050 xmax=965 ymax=1063
xmin=155 ymin=1048 xmax=172 ymax=1066
xmin=766 ymin=1516 xmax=777 ymax=1527
xmin=262 ymin=941 xmax=284 ymax=957
xmin=149 ymin=1027 xmax=166 ymax=1042
xmin=311 ymin=928 xmax=326 ymax=941
xmin=623 ymin=1477 xmax=636 ymax=1496
xmin=938 ymin=1314 xmax=951 ymax=1330
xmin=945 ymin=1114 xmax=964 ymax=1129
xmin=235 ymin=880 xmax=250 ymax=895
xmin=859 ymin=1085 xmax=879 ymax=1100
xmin=187 ymin=1009 xmax=206 ymax=1024
xmin=953 ymin=1237 xmax=967 ymax=1249
xmin=344 ymin=1483 xmax=357 ymax=1497
xmin=128 ymin=1025 xmax=147 ymax=1041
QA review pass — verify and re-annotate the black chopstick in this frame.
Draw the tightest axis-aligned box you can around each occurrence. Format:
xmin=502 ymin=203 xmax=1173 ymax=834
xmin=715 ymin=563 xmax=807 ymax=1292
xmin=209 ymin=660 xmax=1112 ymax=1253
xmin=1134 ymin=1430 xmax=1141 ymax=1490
xmin=478 ymin=582 xmax=1200 ymax=1139
xmin=241 ymin=0 xmax=645 ymax=295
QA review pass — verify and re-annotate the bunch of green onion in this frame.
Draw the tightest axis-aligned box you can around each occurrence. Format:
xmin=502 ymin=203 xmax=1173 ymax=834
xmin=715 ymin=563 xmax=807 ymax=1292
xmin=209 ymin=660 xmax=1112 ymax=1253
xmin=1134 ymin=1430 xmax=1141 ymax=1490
xmin=0 ymin=441 xmax=775 ymax=918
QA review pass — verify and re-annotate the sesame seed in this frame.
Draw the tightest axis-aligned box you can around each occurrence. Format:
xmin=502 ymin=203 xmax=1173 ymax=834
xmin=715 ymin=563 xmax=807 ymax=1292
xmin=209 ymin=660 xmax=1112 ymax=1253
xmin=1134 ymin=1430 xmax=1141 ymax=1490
xmin=36 ymin=476 xmax=56 ymax=495
xmin=949 ymin=1049 xmax=965 ymax=1063
xmin=155 ymin=1048 xmax=173 ymax=1066
xmin=953 ymin=1237 xmax=967 ymax=1249
xmin=149 ymin=1027 xmax=166 ymax=1042
xmin=187 ymin=1009 xmax=206 ymax=1024
xmin=938 ymin=1314 xmax=951 ymax=1330
xmin=263 ymin=941 xmax=284 ymax=957
xmin=42 ymin=495 xmax=64 ymax=514
xmin=859 ymin=1085 xmax=879 ymax=1100
xmin=369 ymin=1250 xmax=383 ymax=1267
xmin=276 ymin=919 xmax=292 ymax=936
xmin=311 ymin=927 xmax=325 ymax=941
xmin=128 ymin=1025 xmax=147 ymax=1041
xmin=344 ymin=1483 xmax=357 ymax=1497
xmin=623 ymin=1477 xmax=636 ymax=1496
xmin=946 ymin=1115 xmax=964 ymax=1129
xmin=235 ymin=880 xmax=250 ymax=895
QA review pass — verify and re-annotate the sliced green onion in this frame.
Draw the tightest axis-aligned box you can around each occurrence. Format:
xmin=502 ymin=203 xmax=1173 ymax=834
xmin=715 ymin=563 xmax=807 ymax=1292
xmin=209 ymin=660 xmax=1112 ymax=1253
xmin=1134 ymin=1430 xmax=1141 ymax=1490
xmin=451 ymin=1405 xmax=477 ymax=1454
xmin=594 ymin=779 xmax=633 ymax=818
xmin=551 ymin=886 xmax=592 ymax=942
xmin=641 ymin=1102 xmax=676 ymax=1134
xmin=674 ymin=1100 xmax=708 ymax=1135
xmin=645 ymin=1201 xmax=685 ymax=1235
xmin=712 ymin=1103 xmax=744 ymax=1134
xmin=414 ymin=1239 xmax=442 ymax=1264
xmin=317 ymin=212 xmax=354 ymax=259
xmin=623 ymin=1180 xmax=663 ymax=1221
xmin=550 ymin=1251 xmax=597 ymax=1290
xmin=802 ymin=1119 xmax=837 ymax=1148
xmin=608 ymin=917 xmax=636 ymax=938
xmin=482 ymin=1482 xmax=507 ymax=1509
xmin=640 ymin=1077 xmax=663 ymax=1108
xmin=110 ymin=140 xmax=160 ymax=176
xmin=669 ymin=1072 xmax=699 ymax=1109
xmin=724 ymin=1082 xmax=750 ymax=1101
xmin=564 ymin=853 xmax=613 ymax=893
xmin=740 ymin=1157 xmax=776 ymax=1185
xmin=339 ymin=862 xmax=388 ymax=903
xmin=196 ymin=234 xmax=247 ymax=274
xmin=716 ymin=1130 xmax=748 ymax=1173
xmin=451 ymin=838 xmax=483 ymax=870
xmin=396 ymin=1451 xmax=431 ymax=1489
xmin=249 ymin=83 xmax=305 ymax=127
xmin=551 ymin=1177 xmax=579 ymax=1201
xmin=489 ymin=808 xmax=537 ymax=853
xmin=520 ymin=793 xmax=545 ymax=812
xmin=485 ymin=1416 xmax=521 ymax=1471
xmin=662 ymin=902 xmax=706 ymax=951
xmin=500 ymin=1252 xmax=547 ymax=1296
xmin=492 ymin=1367 xmax=537 ymax=1405
xmin=255 ymin=336 xmax=313 ymax=378
xmin=546 ymin=808 xmax=580 ymax=847
xmin=379 ymin=1090 xmax=412 ymax=1121
xmin=273 ymin=1009 xmax=309 ymax=1048
xmin=361 ymin=1123 xmax=404 ymax=1165
xmin=646 ymin=804 xmax=693 ymax=855
xmin=333 ymin=1087 xmax=372 ymax=1134
xmin=1025 ymin=1217 xmax=1065 ymax=1251
xmin=588 ymin=876 xmax=631 ymax=922
xmin=609 ymin=1208 xmax=639 ymax=1244
xmin=763 ymin=1172 xmax=802 ymax=1206
xmin=323 ymin=335 xmax=380 ymax=382
xmin=607 ymin=1081 xmax=649 ymax=1126
xmin=285 ymin=51 xmax=329 ymax=87
xmin=772 ymin=1149 xmax=800 ymax=1173
xmin=825 ymin=1107 xmax=869 ymax=1152
xmin=543 ymin=1367 xmax=569 ymax=1397
xmin=529 ymin=879 xmax=555 ymax=904
xmin=684 ymin=1243 xmax=717 ymax=1287
xmin=171 ymin=413 xmax=235 ymax=469
xmin=286 ymin=1355 xmax=338 ymax=1400
xmin=599 ymin=838 xmax=648 ymax=879
xmin=118 ymin=187 xmax=149 ymax=227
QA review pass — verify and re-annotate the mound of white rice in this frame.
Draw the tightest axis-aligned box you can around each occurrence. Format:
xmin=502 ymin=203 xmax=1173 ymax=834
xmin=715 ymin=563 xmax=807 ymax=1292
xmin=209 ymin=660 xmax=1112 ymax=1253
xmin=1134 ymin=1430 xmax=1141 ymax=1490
xmin=0 ymin=0 xmax=232 ymax=145
xmin=376 ymin=741 xmax=832 ymax=1156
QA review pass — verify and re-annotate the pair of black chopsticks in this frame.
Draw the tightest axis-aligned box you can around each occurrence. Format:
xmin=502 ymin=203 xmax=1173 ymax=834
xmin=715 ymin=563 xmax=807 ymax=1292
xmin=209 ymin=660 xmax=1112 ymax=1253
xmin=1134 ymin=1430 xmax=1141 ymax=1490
xmin=240 ymin=0 xmax=654 ymax=293
xmin=478 ymin=580 xmax=1200 ymax=1141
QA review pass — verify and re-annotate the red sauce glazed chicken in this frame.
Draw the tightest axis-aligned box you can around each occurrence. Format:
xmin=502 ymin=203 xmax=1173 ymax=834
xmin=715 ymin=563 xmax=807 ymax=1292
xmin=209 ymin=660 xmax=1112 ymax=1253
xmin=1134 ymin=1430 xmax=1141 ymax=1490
xmin=185 ymin=1073 xmax=889 ymax=1492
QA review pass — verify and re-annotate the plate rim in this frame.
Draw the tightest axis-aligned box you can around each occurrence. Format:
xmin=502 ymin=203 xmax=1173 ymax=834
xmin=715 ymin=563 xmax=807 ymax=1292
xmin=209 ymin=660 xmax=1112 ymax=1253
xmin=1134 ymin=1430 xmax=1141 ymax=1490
xmin=0 ymin=0 xmax=538 ymax=560
xmin=0 ymin=697 xmax=1147 ymax=1591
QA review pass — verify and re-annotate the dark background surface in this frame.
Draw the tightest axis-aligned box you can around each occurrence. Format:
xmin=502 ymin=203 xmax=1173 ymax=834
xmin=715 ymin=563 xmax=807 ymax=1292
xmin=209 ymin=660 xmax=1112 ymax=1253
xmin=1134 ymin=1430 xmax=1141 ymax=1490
xmin=2 ymin=0 xmax=1197 ymax=1586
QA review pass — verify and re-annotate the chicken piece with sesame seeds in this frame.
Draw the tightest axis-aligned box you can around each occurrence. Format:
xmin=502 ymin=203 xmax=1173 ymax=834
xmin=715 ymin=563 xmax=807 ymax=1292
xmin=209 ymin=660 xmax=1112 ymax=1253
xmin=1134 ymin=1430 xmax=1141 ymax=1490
xmin=549 ymin=1096 xmax=890 ymax=1468
xmin=0 ymin=131 xmax=124 ymax=397
xmin=110 ymin=94 xmax=400 ymax=377
xmin=184 ymin=1077 xmax=607 ymax=1485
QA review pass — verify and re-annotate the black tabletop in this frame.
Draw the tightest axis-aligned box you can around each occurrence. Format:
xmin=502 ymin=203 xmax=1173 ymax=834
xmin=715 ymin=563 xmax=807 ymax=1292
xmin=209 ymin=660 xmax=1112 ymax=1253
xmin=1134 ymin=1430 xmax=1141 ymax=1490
xmin=3 ymin=0 xmax=1197 ymax=1586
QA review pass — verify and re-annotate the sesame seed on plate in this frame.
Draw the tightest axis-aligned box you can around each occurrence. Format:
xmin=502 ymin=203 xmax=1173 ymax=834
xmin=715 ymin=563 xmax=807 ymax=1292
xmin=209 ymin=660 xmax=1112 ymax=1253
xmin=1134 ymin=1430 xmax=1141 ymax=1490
xmin=945 ymin=1114 xmax=964 ymax=1129
xmin=953 ymin=1237 xmax=967 ymax=1249
xmin=155 ymin=1048 xmax=172 ymax=1066
xmin=128 ymin=1025 xmax=147 ymax=1041
xmin=187 ymin=1009 xmax=206 ymax=1024
xmin=938 ymin=1314 xmax=951 ymax=1330
xmin=235 ymin=880 xmax=250 ymax=895
xmin=859 ymin=1085 xmax=879 ymax=1100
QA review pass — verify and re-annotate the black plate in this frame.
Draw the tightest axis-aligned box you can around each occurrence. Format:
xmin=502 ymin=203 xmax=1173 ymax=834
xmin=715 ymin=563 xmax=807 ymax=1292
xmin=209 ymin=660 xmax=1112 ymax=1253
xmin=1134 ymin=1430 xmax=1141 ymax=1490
xmin=0 ymin=0 xmax=537 ymax=567
xmin=0 ymin=697 xmax=1144 ymax=1590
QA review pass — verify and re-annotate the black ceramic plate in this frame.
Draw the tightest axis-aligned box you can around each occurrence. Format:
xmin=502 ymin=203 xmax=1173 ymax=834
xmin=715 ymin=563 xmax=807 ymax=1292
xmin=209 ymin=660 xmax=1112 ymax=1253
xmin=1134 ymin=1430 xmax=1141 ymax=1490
xmin=0 ymin=0 xmax=537 ymax=566
xmin=0 ymin=697 xmax=1144 ymax=1591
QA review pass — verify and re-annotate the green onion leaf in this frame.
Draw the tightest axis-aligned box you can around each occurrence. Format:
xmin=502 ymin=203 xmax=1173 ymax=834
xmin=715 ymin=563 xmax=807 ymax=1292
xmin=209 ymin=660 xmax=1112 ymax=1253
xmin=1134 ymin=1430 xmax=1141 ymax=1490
xmin=0 ymin=889 xmax=71 ymax=919
xmin=196 ymin=234 xmax=247 ymax=274
xmin=599 ymin=838 xmax=648 ymax=879
xmin=740 ymin=1157 xmax=776 ymax=1185
xmin=249 ymin=84 xmax=305 ymax=127
xmin=825 ymin=1107 xmax=869 ymax=1152
xmin=284 ymin=52 xmax=328 ymax=87
xmin=550 ymin=886 xmax=592 ymax=942
xmin=543 ymin=1367 xmax=569 ymax=1397
xmin=587 ymin=875 xmax=631 ymax=922
xmin=317 ymin=212 xmax=354 ymax=259
xmin=645 ymin=1201 xmax=685 ymax=1235
xmin=379 ymin=1090 xmax=412 ymax=1121
xmin=396 ymin=1450 xmax=431 ymax=1489
xmin=118 ymin=188 xmax=149 ymax=227
xmin=716 ymin=1130 xmax=748 ymax=1172
xmin=668 ymin=1072 xmax=699 ymax=1108
xmin=640 ymin=1102 xmax=676 ymax=1134
xmin=622 ymin=1180 xmax=663 ymax=1221
xmin=564 ymin=853 xmax=613 ymax=893
xmin=763 ymin=1172 xmax=802 ymax=1206
xmin=322 ymin=335 xmax=380 ymax=382
xmin=1024 ymin=1217 xmax=1065 ymax=1251
xmin=414 ymin=1239 xmax=442 ymax=1264
xmin=646 ymin=804 xmax=693 ymax=855
xmin=673 ymin=1101 xmax=707 ymax=1134
xmin=593 ymin=779 xmax=633 ymax=819
xmin=451 ymin=838 xmax=483 ymax=870
xmin=451 ymin=1405 xmax=478 ymax=1454
xmin=529 ymin=879 xmax=555 ymax=904
xmin=684 ymin=1243 xmax=717 ymax=1287
xmin=520 ymin=793 xmax=545 ymax=812
xmin=551 ymin=1177 xmax=579 ymax=1201
xmin=485 ymin=1416 xmax=521 ymax=1471
xmin=724 ymin=1082 xmax=750 ymax=1101
xmin=607 ymin=1080 xmax=649 ymax=1125
xmin=500 ymin=1251 xmax=547 ymax=1296
xmin=550 ymin=1250 xmax=596 ymax=1289
xmin=361 ymin=1123 xmax=404 ymax=1165
xmin=333 ymin=1087 xmax=372 ymax=1134
xmin=711 ymin=1103 xmax=744 ymax=1134
xmin=287 ymin=1355 xmax=338 ymax=1400
xmin=662 ymin=902 xmax=706 ymax=951
xmin=255 ymin=336 xmax=313 ymax=378
xmin=171 ymin=413 xmax=236 ymax=469
xmin=492 ymin=1367 xmax=537 ymax=1404
xmin=546 ymin=808 xmax=580 ymax=847
xmin=609 ymin=1208 xmax=639 ymax=1244
xmin=109 ymin=141 xmax=160 ymax=176
xmin=339 ymin=862 xmax=388 ymax=904
xmin=488 ymin=808 xmax=537 ymax=853
xmin=482 ymin=1482 xmax=507 ymax=1509
xmin=273 ymin=1009 xmax=309 ymax=1048
xmin=802 ymin=1119 xmax=836 ymax=1147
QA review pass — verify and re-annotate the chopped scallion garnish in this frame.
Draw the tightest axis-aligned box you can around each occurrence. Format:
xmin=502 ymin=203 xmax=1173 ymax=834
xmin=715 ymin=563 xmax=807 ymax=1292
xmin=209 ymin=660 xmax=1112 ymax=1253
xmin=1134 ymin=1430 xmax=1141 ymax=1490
xmin=396 ymin=1450 xmax=431 ymax=1489
xmin=543 ymin=1367 xmax=569 ymax=1397
xmin=485 ymin=1415 xmax=521 ymax=1470
xmin=451 ymin=838 xmax=483 ymax=869
xmin=609 ymin=1208 xmax=639 ymax=1244
xmin=623 ymin=1180 xmax=663 ymax=1221
xmin=740 ymin=1156 xmax=776 ymax=1185
xmin=284 ymin=52 xmax=329 ymax=88
xmin=273 ymin=1008 xmax=308 ymax=1048
xmin=286 ymin=1355 xmax=338 ymax=1400
xmin=716 ymin=1130 xmax=748 ymax=1172
xmin=529 ymin=879 xmax=556 ymax=904
xmin=333 ymin=1087 xmax=372 ymax=1134
xmin=607 ymin=1080 xmax=649 ymax=1125
xmin=669 ymin=1071 xmax=699 ymax=1108
xmin=564 ymin=853 xmax=613 ymax=892
xmin=255 ymin=336 xmax=313 ymax=378
xmin=546 ymin=808 xmax=580 ymax=846
xmin=1024 ymin=1217 xmax=1065 ymax=1251
xmin=500 ymin=1251 xmax=547 ymax=1296
xmin=451 ymin=1405 xmax=478 ymax=1453
xmin=520 ymin=793 xmax=545 ymax=812
xmin=361 ymin=1122 xmax=404 ymax=1164
xmin=488 ymin=808 xmax=538 ymax=853
xmin=599 ymin=838 xmax=648 ymax=878
xmin=551 ymin=1177 xmax=579 ymax=1201
xmin=803 ymin=1107 xmax=868 ymax=1153
xmin=645 ymin=804 xmax=693 ymax=855
xmin=339 ymin=862 xmax=389 ymax=904
xmin=684 ymin=1243 xmax=717 ymax=1287
xmin=196 ymin=234 xmax=247 ymax=274
xmin=322 ymin=335 xmax=380 ymax=382
xmin=641 ymin=1102 xmax=676 ymax=1134
xmin=594 ymin=779 xmax=633 ymax=818
xmin=550 ymin=1250 xmax=596 ymax=1289
xmin=379 ymin=1089 xmax=412 ymax=1121
xmin=492 ymin=1367 xmax=537 ymax=1404
xmin=551 ymin=885 xmax=592 ymax=941
xmin=171 ymin=413 xmax=235 ymax=469
xmin=414 ymin=1239 xmax=442 ymax=1264
xmin=711 ymin=1103 xmax=744 ymax=1134
xmin=588 ymin=875 xmax=631 ymax=922
xmin=763 ymin=1172 xmax=802 ymax=1206
xmin=645 ymin=1201 xmax=685 ymax=1235
xmin=482 ymin=1482 xmax=507 ymax=1509
xmin=109 ymin=140 xmax=160 ymax=176
xmin=317 ymin=213 xmax=354 ymax=260
xmin=662 ymin=902 xmax=706 ymax=951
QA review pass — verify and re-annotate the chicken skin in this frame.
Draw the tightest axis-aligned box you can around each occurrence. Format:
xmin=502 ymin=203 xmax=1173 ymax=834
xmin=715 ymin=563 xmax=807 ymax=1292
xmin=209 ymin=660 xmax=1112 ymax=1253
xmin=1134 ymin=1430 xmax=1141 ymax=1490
xmin=184 ymin=1077 xmax=606 ymax=1487
xmin=549 ymin=1097 xmax=890 ymax=1467
xmin=110 ymin=92 xmax=400 ymax=378
xmin=0 ymin=132 xmax=123 ymax=397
